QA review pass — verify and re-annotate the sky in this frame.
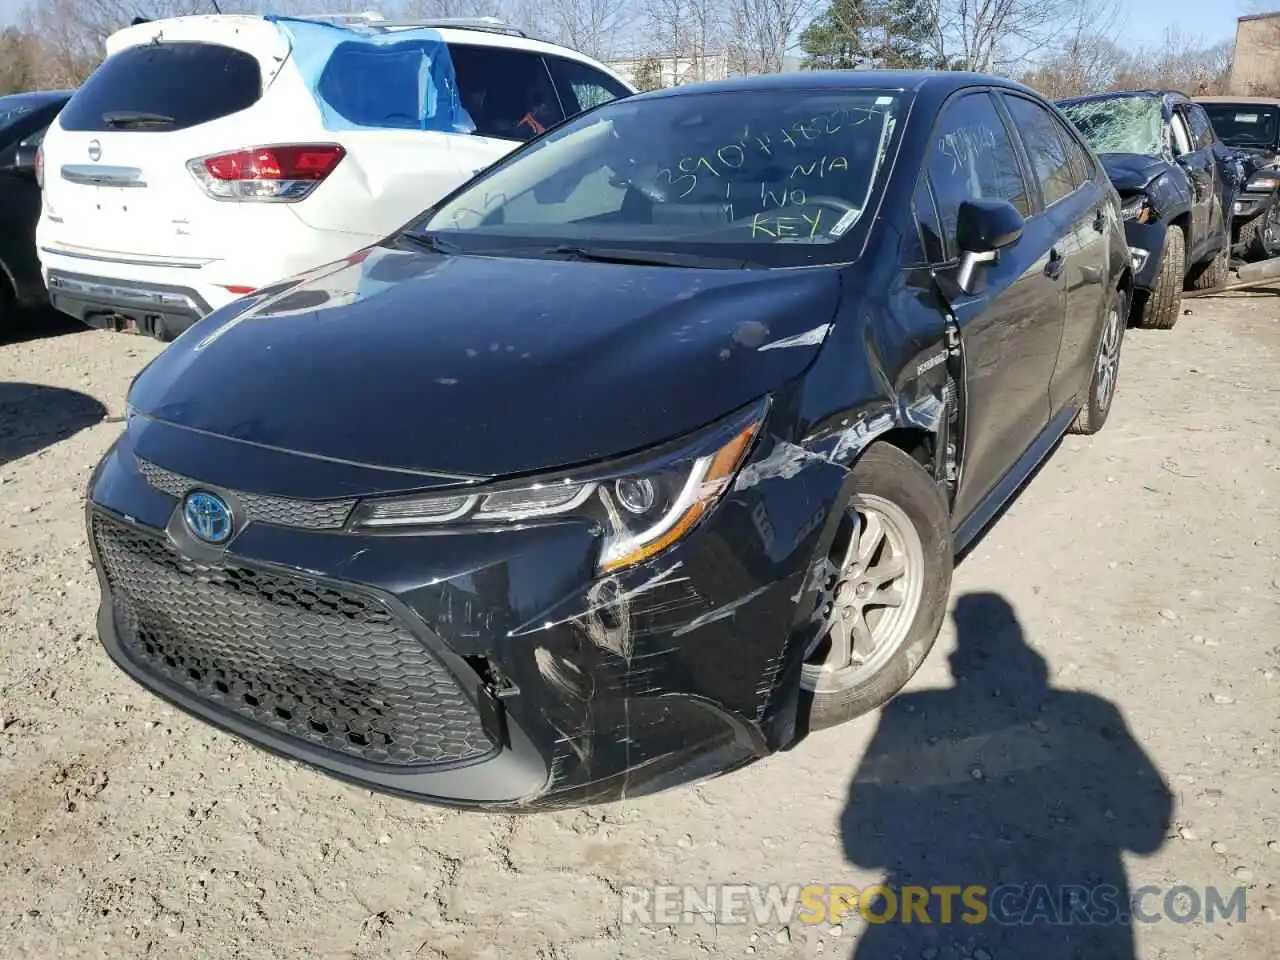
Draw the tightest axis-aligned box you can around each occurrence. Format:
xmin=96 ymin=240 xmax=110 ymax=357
xmin=0 ymin=0 xmax=1255 ymax=49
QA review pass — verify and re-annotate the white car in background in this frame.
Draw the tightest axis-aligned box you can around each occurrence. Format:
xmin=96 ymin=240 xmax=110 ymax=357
xmin=35 ymin=13 xmax=635 ymax=340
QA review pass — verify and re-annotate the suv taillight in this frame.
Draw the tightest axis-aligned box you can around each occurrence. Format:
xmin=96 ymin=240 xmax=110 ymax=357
xmin=35 ymin=144 xmax=44 ymax=189
xmin=186 ymin=144 xmax=346 ymax=201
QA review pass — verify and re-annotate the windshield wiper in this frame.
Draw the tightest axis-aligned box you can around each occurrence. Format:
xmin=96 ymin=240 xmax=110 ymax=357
xmin=543 ymin=245 xmax=757 ymax=269
xmin=400 ymin=231 xmax=462 ymax=255
xmin=102 ymin=110 xmax=175 ymax=128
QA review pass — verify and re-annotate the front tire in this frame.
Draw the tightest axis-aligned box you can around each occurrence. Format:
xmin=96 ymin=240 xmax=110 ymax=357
xmin=1135 ymin=224 xmax=1184 ymax=329
xmin=1239 ymin=205 xmax=1280 ymax=261
xmin=801 ymin=444 xmax=952 ymax=731
xmin=1068 ymin=293 xmax=1125 ymax=436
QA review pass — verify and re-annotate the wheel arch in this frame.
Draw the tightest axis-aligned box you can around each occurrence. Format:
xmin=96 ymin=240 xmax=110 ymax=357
xmin=874 ymin=426 xmax=936 ymax=469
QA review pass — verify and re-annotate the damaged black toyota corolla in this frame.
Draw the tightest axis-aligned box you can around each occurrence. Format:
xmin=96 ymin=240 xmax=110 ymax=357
xmin=87 ymin=71 xmax=1131 ymax=810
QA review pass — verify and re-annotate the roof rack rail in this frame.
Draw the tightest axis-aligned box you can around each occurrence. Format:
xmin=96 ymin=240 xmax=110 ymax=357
xmin=291 ymin=12 xmax=528 ymax=37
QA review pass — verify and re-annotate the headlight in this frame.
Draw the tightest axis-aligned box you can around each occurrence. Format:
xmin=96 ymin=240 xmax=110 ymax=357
xmin=1246 ymin=175 xmax=1280 ymax=191
xmin=1120 ymin=196 xmax=1151 ymax=223
xmin=350 ymin=400 xmax=768 ymax=574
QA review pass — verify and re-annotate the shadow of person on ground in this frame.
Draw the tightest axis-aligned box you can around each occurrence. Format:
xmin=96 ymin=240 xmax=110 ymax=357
xmin=0 ymin=382 xmax=108 ymax=469
xmin=841 ymin=592 xmax=1173 ymax=959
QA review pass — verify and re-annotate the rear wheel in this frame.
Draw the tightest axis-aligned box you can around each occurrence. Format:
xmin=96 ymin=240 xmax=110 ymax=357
xmin=1187 ymin=242 xmax=1229 ymax=291
xmin=801 ymin=444 xmax=952 ymax=731
xmin=1135 ymin=225 xmax=1184 ymax=330
xmin=1068 ymin=294 xmax=1125 ymax=436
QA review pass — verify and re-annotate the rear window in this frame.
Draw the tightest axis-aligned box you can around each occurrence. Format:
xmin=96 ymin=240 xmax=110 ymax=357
xmin=59 ymin=42 xmax=262 ymax=133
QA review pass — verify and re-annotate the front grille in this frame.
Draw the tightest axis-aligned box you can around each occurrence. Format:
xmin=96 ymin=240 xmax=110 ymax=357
xmin=136 ymin=458 xmax=356 ymax=530
xmin=91 ymin=512 xmax=494 ymax=767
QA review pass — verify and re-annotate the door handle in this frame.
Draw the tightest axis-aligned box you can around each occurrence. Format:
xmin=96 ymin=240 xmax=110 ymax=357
xmin=1045 ymin=249 xmax=1065 ymax=280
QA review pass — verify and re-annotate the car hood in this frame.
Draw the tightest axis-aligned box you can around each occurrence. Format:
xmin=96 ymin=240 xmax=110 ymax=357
xmin=1097 ymin=153 xmax=1173 ymax=192
xmin=128 ymin=243 xmax=842 ymax=479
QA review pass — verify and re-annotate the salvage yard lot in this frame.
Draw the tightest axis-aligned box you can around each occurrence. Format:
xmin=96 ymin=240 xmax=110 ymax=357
xmin=1 ymin=299 xmax=1278 ymax=960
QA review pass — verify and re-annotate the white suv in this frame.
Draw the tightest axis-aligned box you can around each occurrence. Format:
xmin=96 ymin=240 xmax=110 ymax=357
xmin=36 ymin=13 xmax=634 ymax=340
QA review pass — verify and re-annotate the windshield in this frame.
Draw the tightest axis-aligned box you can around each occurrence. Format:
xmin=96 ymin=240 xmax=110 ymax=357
xmin=414 ymin=88 xmax=904 ymax=267
xmin=1201 ymin=104 xmax=1279 ymax=148
xmin=1060 ymin=96 xmax=1165 ymax=157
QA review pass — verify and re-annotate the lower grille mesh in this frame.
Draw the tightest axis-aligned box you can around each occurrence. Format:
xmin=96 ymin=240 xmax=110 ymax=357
xmin=91 ymin=512 xmax=494 ymax=767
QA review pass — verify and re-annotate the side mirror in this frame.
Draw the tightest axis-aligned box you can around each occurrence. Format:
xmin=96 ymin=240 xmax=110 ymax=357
xmin=955 ymin=199 xmax=1024 ymax=294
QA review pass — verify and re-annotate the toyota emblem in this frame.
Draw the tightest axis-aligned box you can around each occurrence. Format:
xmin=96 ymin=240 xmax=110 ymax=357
xmin=87 ymin=140 xmax=102 ymax=162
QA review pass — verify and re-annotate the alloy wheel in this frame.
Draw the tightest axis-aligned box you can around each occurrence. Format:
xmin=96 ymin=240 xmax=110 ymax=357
xmin=801 ymin=494 xmax=926 ymax=694
xmin=1095 ymin=307 xmax=1122 ymax=412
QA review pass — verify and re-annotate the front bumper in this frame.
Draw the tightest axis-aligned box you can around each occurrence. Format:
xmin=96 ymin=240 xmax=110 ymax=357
xmin=86 ymin=417 xmax=846 ymax=809
xmin=1122 ymin=220 xmax=1168 ymax=293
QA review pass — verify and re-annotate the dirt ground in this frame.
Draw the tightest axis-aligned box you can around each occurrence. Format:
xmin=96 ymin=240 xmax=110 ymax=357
xmin=1 ymin=298 xmax=1277 ymax=960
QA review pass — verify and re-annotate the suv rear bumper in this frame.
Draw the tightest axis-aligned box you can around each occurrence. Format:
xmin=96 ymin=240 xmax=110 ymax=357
xmin=46 ymin=270 xmax=214 ymax=341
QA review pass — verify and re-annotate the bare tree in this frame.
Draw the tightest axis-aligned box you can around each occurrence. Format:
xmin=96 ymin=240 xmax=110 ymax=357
xmin=724 ymin=0 xmax=812 ymax=74
xmin=644 ymin=0 xmax=692 ymax=84
xmin=1114 ymin=29 xmax=1234 ymax=96
xmin=538 ymin=0 xmax=636 ymax=61
xmin=927 ymin=0 xmax=1063 ymax=73
xmin=400 ymin=0 xmax=509 ymax=19
xmin=0 ymin=27 xmax=38 ymax=95
xmin=1015 ymin=0 xmax=1124 ymax=98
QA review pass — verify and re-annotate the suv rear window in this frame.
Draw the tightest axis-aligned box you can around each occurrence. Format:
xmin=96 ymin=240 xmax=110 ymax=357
xmin=60 ymin=42 xmax=262 ymax=133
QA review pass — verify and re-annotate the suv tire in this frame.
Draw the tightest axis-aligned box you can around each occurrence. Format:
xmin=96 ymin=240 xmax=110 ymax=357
xmin=1136 ymin=224 xmax=1184 ymax=330
xmin=1187 ymin=243 xmax=1229 ymax=291
xmin=801 ymin=443 xmax=952 ymax=731
xmin=1239 ymin=205 xmax=1280 ymax=261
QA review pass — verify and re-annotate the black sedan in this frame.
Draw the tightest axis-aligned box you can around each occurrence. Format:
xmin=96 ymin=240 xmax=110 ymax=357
xmin=0 ymin=90 xmax=72 ymax=331
xmin=86 ymin=71 xmax=1131 ymax=810
xmin=1059 ymin=91 xmax=1238 ymax=330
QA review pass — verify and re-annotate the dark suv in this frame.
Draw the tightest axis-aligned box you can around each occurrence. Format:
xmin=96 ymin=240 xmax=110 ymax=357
xmin=1059 ymin=91 xmax=1239 ymax=329
xmin=1197 ymin=96 xmax=1280 ymax=260
xmin=0 ymin=90 xmax=73 ymax=332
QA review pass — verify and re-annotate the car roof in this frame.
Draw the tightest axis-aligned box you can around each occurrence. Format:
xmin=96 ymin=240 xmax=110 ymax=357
xmin=105 ymin=14 xmax=631 ymax=86
xmin=0 ymin=90 xmax=74 ymax=108
xmin=622 ymin=69 xmax=1040 ymax=101
xmin=1196 ymin=95 xmax=1280 ymax=106
xmin=1059 ymin=89 xmax=1191 ymax=108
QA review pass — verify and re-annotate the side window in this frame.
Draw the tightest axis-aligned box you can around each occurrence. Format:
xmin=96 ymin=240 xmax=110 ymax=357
xmin=1056 ymin=122 xmax=1094 ymax=188
xmin=912 ymin=175 xmax=947 ymax=263
xmin=545 ymin=56 xmax=631 ymax=117
xmin=927 ymin=92 xmax=1031 ymax=249
xmin=449 ymin=44 xmax=566 ymax=142
xmin=1002 ymin=94 xmax=1076 ymax=207
xmin=1186 ymin=105 xmax=1216 ymax=150
xmin=1170 ymin=111 xmax=1193 ymax=155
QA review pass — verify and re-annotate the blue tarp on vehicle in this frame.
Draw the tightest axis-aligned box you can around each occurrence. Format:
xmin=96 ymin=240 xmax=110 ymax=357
xmin=266 ymin=17 xmax=476 ymax=134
